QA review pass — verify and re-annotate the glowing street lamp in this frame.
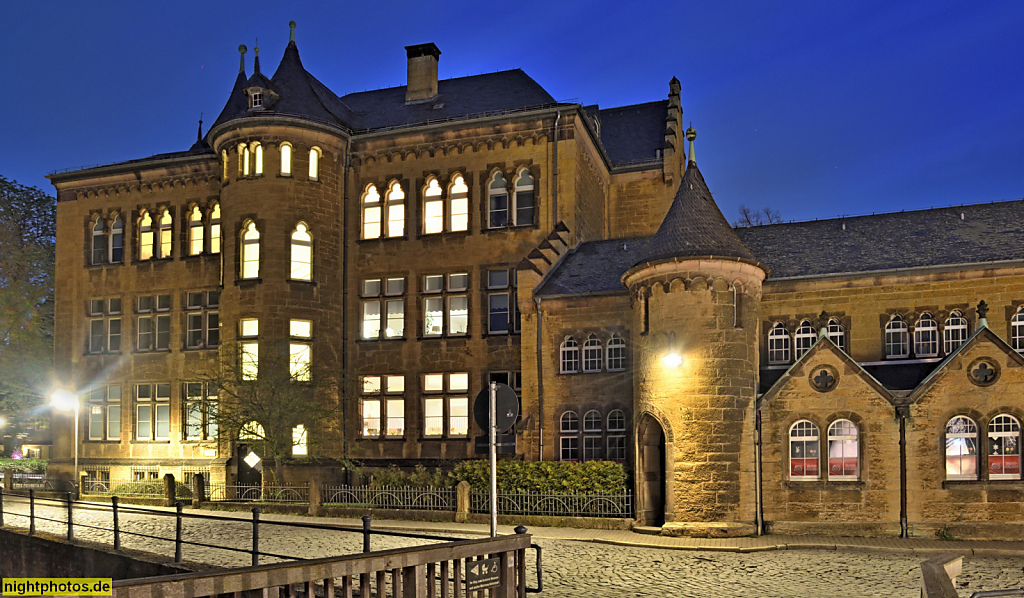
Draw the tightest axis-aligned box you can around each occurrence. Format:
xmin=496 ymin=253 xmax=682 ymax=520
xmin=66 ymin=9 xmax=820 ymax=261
xmin=662 ymin=331 xmax=683 ymax=368
xmin=50 ymin=389 xmax=80 ymax=491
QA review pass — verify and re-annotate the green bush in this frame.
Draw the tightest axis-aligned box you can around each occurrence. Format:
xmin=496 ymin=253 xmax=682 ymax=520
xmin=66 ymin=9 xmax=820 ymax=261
xmin=369 ymin=465 xmax=451 ymax=488
xmin=110 ymin=480 xmax=193 ymax=499
xmin=450 ymin=460 xmax=628 ymax=494
xmin=0 ymin=458 xmax=48 ymax=474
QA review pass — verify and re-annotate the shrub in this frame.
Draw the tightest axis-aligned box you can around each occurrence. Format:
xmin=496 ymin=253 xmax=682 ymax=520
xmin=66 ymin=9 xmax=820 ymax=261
xmin=450 ymin=460 xmax=628 ymax=494
xmin=110 ymin=480 xmax=193 ymax=499
xmin=0 ymin=458 xmax=48 ymax=474
xmin=369 ymin=465 xmax=451 ymax=488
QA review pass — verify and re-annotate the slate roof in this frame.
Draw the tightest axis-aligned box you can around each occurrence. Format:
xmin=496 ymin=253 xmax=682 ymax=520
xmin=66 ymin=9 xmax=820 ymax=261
xmin=597 ymin=101 xmax=667 ymax=166
xmin=340 ymin=70 xmax=557 ymax=131
xmin=736 ymin=201 xmax=1024 ymax=278
xmin=635 ymin=164 xmax=761 ymax=266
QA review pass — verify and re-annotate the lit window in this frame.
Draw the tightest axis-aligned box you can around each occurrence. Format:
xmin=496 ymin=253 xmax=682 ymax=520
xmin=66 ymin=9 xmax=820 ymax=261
xmin=86 ymin=385 xmax=121 ymax=441
xmin=789 ymin=420 xmax=820 ymax=480
xmin=280 ymin=143 xmax=292 ymax=176
xmin=308 ymin=147 xmax=320 ymax=180
xmin=241 ymin=144 xmax=251 ymax=177
xmin=188 ymin=206 xmax=204 ymax=255
xmin=361 ymin=184 xmax=381 ymax=239
xmin=1011 ymin=308 xmax=1024 ymax=353
xmin=290 ymin=223 xmax=313 ymax=281
xmin=253 ymin=142 xmax=263 ymax=176
xmin=422 ymin=373 xmax=468 ymax=437
xmin=794 ymin=320 xmax=815 ymax=359
xmin=360 ymin=375 xmax=405 ymax=437
xmin=423 ymin=178 xmax=443 ymax=234
xmin=157 ymin=209 xmax=173 ymax=259
xmin=827 ymin=419 xmax=858 ymax=481
xmin=943 ymin=311 xmax=968 ymax=354
xmin=913 ymin=313 xmax=938 ymax=357
xmin=945 ymin=416 xmax=978 ymax=480
xmin=988 ymin=415 xmax=1021 ymax=480
xmin=386 ymin=181 xmax=406 ymax=238
xmin=221 ymin=150 xmax=228 ymax=180
xmin=292 ymin=425 xmax=307 ymax=456
xmin=560 ymin=337 xmax=579 ymax=373
xmin=513 ymin=169 xmax=535 ymax=226
xmin=239 ymin=318 xmax=258 ymax=381
xmin=239 ymin=421 xmax=265 ymax=440
xmin=184 ymin=382 xmax=217 ymax=441
xmin=767 ymin=322 xmax=790 ymax=365
xmin=885 ymin=315 xmax=909 ymax=359
xmin=240 ymin=221 xmax=260 ymax=279
xmin=488 ymin=172 xmax=509 ymax=228
xmin=422 ymin=273 xmax=467 ymax=336
xmin=606 ymin=334 xmax=626 ymax=371
xmin=135 ymin=383 xmax=170 ymax=441
xmin=110 ymin=215 xmax=124 ymax=263
xmin=289 ymin=319 xmax=312 ymax=382
xmin=450 ymin=174 xmax=469 ymax=232
xmin=826 ymin=318 xmax=845 ymax=352
xmin=138 ymin=211 xmax=154 ymax=261
xmin=583 ymin=335 xmax=603 ymax=373
xmin=91 ymin=218 xmax=107 ymax=265
xmin=361 ymin=277 xmax=404 ymax=339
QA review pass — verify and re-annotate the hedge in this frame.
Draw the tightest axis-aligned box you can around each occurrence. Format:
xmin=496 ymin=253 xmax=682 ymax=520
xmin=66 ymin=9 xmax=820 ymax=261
xmin=368 ymin=461 xmax=628 ymax=494
xmin=0 ymin=458 xmax=48 ymax=474
xmin=110 ymin=480 xmax=193 ymax=499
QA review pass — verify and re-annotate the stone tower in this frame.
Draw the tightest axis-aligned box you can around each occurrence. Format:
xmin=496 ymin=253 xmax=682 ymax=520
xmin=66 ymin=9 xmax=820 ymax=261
xmin=622 ymin=129 xmax=768 ymax=535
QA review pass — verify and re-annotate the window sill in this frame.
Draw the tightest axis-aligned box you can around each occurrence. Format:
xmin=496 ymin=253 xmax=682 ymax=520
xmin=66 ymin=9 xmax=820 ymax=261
xmin=181 ymin=253 xmax=219 ymax=261
xmin=85 ymin=440 xmax=122 ymax=444
xmin=360 ymin=435 xmax=407 ymax=441
xmin=236 ymin=278 xmax=263 ymax=287
xmin=484 ymin=224 xmax=539 ymax=233
xmin=357 ymin=337 xmax=406 ymax=343
xmin=418 ymin=335 xmax=470 ymax=341
xmin=287 ymin=279 xmax=316 ymax=286
xmin=86 ymin=262 xmax=124 ymax=269
xmin=943 ymin=479 xmax=1023 ymax=489
xmin=418 ymin=230 xmax=471 ymax=240
xmin=357 ymin=236 xmax=409 ymax=244
xmin=133 ymin=349 xmax=172 ymax=355
xmin=131 ymin=441 xmax=171 ymax=444
xmin=784 ymin=480 xmax=865 ymax=490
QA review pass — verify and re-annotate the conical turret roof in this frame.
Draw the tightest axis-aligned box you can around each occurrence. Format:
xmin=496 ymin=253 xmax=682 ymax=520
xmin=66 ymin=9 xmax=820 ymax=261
xmin=211 ymin=68 xmax=250 ymax=133
xmin=268 ymin=39 xmax=359 ymax=127
xmin=635 ymin=162 xmax=762 ymax=267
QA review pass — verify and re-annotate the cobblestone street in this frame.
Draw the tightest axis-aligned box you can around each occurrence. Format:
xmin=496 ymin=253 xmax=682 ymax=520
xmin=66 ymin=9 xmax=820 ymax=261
xmin=3 ymin=496 xmax=1023 ymax=597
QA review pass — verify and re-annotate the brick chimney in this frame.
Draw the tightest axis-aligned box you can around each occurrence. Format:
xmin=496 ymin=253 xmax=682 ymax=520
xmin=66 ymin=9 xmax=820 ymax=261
xmin=405 ymin=43 xmax=441 ymax=103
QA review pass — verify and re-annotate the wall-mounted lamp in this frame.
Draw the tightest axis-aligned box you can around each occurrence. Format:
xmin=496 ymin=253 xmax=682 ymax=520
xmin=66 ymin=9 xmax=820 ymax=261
xmin=662 ymin=331 xmax=683 ymax=368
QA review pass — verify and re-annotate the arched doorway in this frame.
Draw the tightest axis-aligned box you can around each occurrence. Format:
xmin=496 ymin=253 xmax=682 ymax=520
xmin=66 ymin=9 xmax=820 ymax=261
xmin=637 ymin=414 xmax=666 ymax=526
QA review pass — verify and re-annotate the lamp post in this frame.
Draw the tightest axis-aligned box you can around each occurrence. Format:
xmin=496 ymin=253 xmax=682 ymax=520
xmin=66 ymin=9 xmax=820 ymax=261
xmin=51 ymin=390 xmax=79 ymax=491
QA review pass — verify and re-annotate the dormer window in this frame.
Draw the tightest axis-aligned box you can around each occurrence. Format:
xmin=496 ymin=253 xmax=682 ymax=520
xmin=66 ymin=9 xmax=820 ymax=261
xmin=251 ymin=91 xmax=263 ymax=109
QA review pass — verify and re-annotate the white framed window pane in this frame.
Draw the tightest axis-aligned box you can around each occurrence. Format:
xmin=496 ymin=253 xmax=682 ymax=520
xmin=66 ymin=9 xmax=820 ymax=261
xmin=240 ymin=342 xmax=259 ymax=380
xmin=291 ymin=243 xmax=312 ymax=280
xmin=363 ymin=206 xmax=381 ymax=239
xmin=385 ymin=300 xmax=404 ymax=337
xmin=424 ymin=297 xmax=443 ymax=336
xmin=362 ymin=400 xmax=381 ymax=436
xmin=89 ymin=406 xmax=104 ymax=440
xmin=489 ymin=293 xmax=510 ymax=333
xmin=308 ymin=149 xmax=319 ymax=179
xmin=137 ymin=405 xmax=152 ymax=440
xmin=292 ymin=425 xmax=308 ymax=456
xmin=385 ymin=277 xmax=404 ymax=295
xmin=386 ymin=399 xmax=405 ymax=436
xmin=424 ymin=274 xmax=444 ymax=292
xmin=240 ymin=318 xmax=258 ymax=337
xmin=386 ymin=376 xmax=405 ymax=393
xmin=289 ymin=343 xmax=311 ymax=381
xmin=449 ymin=372 xmax=469 ymax=392
xmin=423 ymin=373 xmax=444 ymax=392
xmin=448 ymin=296 xmax=468 ymax=335
xmin=362 ymin=376 xmax=381 ymax=394
xmin=488 ymin=270 xmax=509 ymax=288
xmin=424 ymin=398 xmax=444 ymax=436
xmin=424 ymin=200 xmax=443 ymax=234
xmin=107 ymin=405 xmax=121 ymax=440
xmin=290 ymin=319 xmax=312 ymax=338
xmin=449 ymin=397 xmax=468 ymax=436
xmin=449 ymin=273 xmax=468 ymax=291
xmin=451 ymin=196 xmax=469 ymax=232
xmin=387 ymin=203 xmax=405 ymax=238
xmin=362 ymin=301 xmax=381 ymax=339
xmin=280 ymin=144 xmax=291 ymax=175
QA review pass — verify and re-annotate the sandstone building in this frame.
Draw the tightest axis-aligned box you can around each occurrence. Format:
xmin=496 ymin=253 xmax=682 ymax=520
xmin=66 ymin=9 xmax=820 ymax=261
xmin=48 ymin=24 xmax=1024 ymax=539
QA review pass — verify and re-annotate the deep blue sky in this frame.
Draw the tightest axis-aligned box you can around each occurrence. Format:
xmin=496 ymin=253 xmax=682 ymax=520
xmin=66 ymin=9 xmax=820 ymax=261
xmin=2 ymin=1 xmax=1021 ymax=223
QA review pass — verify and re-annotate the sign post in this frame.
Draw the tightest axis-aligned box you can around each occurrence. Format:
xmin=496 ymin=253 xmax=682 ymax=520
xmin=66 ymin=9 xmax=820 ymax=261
xmin=473 ymin=382 xmax=518 ymax=538
xmin=489 ymin=381 xmax=497 ymax=537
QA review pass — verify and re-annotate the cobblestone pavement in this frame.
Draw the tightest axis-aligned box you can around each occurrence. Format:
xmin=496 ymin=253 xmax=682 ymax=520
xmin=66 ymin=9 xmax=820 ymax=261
xmin=3 ymin=496 xmax=1023 ymax=597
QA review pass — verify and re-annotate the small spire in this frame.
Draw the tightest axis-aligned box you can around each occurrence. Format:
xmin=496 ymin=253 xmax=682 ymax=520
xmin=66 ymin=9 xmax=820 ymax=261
xmin=977 ymin=300 xmax=989 ymax=328
xmin=253 ymin=38 xmax=261 ymax=74
xmin=818 ymin=310 xmax=829 ymax=338
xmin=289 ymin=20 xmax=296 ymax=43
xmin=196 ymin=113 xmax=203 ymax=143
xmin=685 ymin=125 xmax=697 ymax=167
xmin=238 ymin=44 xmax=247 ymax=74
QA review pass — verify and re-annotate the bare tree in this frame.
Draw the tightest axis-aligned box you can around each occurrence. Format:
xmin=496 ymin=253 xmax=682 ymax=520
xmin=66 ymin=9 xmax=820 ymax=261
xmin=734 ymin=205 xmax=783 ymax=227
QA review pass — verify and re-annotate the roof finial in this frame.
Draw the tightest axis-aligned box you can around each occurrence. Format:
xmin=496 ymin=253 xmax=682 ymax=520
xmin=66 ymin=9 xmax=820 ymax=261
xmin=289 ymin=21 xmax=296 ymax=43
xmin=685 ymin=124 xmax=697 ymax=167
xmin=238 ymin=44 xmax=247 ymax=74
xmin=977 ymin=300 xmax=989 ymax=328
xmin=253 ymin=38 xmax=261 ymax=74
xmin=197 ymin=113 xmax=203 ymax=143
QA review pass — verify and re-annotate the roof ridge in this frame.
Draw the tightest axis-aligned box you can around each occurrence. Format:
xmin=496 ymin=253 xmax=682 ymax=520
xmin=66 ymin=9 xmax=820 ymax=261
xmin=599 ymin=100 xmax=669 ymax=113
xmin=741 ymin=198 xmax=1024 ymax=230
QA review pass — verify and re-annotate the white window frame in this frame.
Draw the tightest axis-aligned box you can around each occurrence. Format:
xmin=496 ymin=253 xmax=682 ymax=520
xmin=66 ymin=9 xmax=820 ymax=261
xmin=913 ymin=313 xmax=939 ymax=358
xmin=208 ymin=204 xmax=221 ymax=254
xmin=794 ymin=320 xmax=816 ymax=359
xmin=512 ymin=168 xmax=535 ymax=226
xmin=109 ymin=215 xmax=124 ymax=263
xmin=560 ymin=411 xmax=579 ymax=461
xmin=1012 ymin=308 xmax=1024 ymax=353
xmin=157 ymin=208 xmax=173 ymax=259
xmin=183 ymin=382 xmax=218 ymax=441
xmin=560 ymin=337 xmax=580 ymax=374
xmin=606 ymin=334 xmax=626 ymax=371
xmin=826 ymin=318 xmax=845 ymax=352
xmin=240 ymin=221 xmax=260 ymax=279
xmin=385 ymin=181 xmax=406 ymax=238
xmin=789 ymin=420 xmax=820 ymax=481
xmin=423 ymin=178 xmax=444 ymax=235
xmin=91 ymin=218 xmax=107 ymax=265
xmin=582 ymin=335 xmax=603 ymax=373
xmin=361 ymin=184 xmax=382 ymax=240
xmin=188 ymin=206 xmax=204 ymax=256
xmin=767 ymin=323 xmax=791 ymax=365
xmin=279 ymin=143 xmax=292 ymax=176
xmin=826 ymin=419 xmax=859 ymax=481
xmin=449 ymin=174 xmax=469 ymax=232
xmin=308 ymin=147 xmax=320 ymax=181
xmin=988 ymin=414 xmax=1021 ymax=480
xmin=487 ymin=171 xmax=509 ymax=229
xmin=945 ymin=416 xmax=979 ymax=481
xmin=138 ymin=210 xmax=154 ymax=261
xmin=943 ymin=311 xmax=968 ymax=355
xmin=290 ymin=222 xmax=313 ymax=281
xmin=884 ymin=315 xmax=910 ymax=359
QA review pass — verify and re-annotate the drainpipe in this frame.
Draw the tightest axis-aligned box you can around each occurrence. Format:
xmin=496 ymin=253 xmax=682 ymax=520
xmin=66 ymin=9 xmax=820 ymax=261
xmin=342 ymin=147 xmax=351 ymax=483
xmin=898 ymin=405 xmax=909 ymax=538
xmin=755 ymin=401 xmax=764 ymax=535
xmin=551 ymin=111 xmax=560 ymax=226
xmin=535 ymin=297 xmax=545 ymax=461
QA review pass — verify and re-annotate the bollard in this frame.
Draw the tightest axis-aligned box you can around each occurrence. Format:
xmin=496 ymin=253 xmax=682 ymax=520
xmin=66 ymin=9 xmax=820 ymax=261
xmin=515 ymin=526 xmax=528 ymax=596
xmin=66 ymin=492 xmax=74 ymax=541
xmin=361 ymin=515 xmax=372 ymax=553
xmin=111 ymin=496 xmax=120 ymax=550
xmin=0 ymin=487 xmax=4 ymax=527
xmin=251 ymin=508 xmax=260 ymax=567
xmin=29 ymin=490 xmax=35 ymax=535
xmin=174 ymin=501 xmax=183 ymax=562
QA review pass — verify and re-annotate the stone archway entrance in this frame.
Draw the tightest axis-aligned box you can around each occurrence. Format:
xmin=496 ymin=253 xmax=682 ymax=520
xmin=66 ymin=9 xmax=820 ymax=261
xmin=637 ymin=414 xmax=666 ymax=526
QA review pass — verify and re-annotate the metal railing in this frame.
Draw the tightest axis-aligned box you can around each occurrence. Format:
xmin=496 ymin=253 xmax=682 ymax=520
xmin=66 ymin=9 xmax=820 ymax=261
xmin=7 ymin=474 xmax=72 ymax=492
xmin=323 ymin=485 xmax=457 ymax=511
xmin=471 ymin=489 xmax=632 ymax=518
xmin=207 ymin=483 xmax=309 ymax=503
xmin=82 ymin=478 xmax=166 ymax=497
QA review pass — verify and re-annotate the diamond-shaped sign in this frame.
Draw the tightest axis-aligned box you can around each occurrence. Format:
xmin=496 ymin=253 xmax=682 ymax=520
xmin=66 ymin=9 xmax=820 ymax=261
xmin=243 ymin=451 xmax=261 ymax=468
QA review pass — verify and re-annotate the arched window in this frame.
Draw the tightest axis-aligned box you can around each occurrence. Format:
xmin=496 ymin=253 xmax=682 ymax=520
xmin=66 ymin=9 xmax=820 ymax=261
xmin=827 ymin=420 xmax=859 ymax=481
xmin=290 ymin=223 xmax=312 ymax=281
xmin=767 ymin=322 xmax=791 ymax=365
xmin=488 ymin=172 xmax=509 ymax=228
xmin=606 ymin=334 xmax=626 ymax=371
xmin=361 ymin=184 xmax=381 ymax=239
xmin=386 ymin=181 xmax=405 ymax=238
xmin=221 ymin=150 xmax=228 ymax=180
xmin=240 ymin=143 xmax=251 ymax=177
xmin=1011 ymin=308 xmax=1024 ymax=353
xmin=209 ymin=203 xmax=221 ymax=254
xmin=308 ymin=147 xmax=320 ymax=180
xmin=884 ymin=315 xmax=909 ymax=359
xmin=945 ymin=416 xmax=978 ymax=480
xmin=513 ymin=169 xmax=535 ymax=226
xmin=423 ymin=178 xmax=443 ymax=234
xmin=109 ymin=215 xmax=123 ymax=263
xmin=789 ymin=420 xmax=820 ymax=480
xmin=943 ymin=311 xmax=968 ymax=354
xmin=988 ymin=415 xmax=1021 ymax=480
xmin=138 ymin=211 xmax=154 ymax=261
xmin=157 ymin=209 xmax=173 ymax=258
xmin=794 ymin=320 xmax=816 ymax=359
xmin=561 ymin=411 xmax=578 ymax=432
xmin=913 ymin=313 xmax=938 ymax=357
xmin=240 ymin=221 xmax=260 ymax=279
xmin=560 ymin=336 xmax=579 ymax=374
xmin=280 ymin=143 xmax=292 ymax=176
xmin=583 ymin=334 xmax=603 ymax=373
xmin=827 ymin=318 xmax=845 ymax=352
xmin=449 ymin=174 xmax=469 ymax=232
xmin=607 ymin=409 xmax=626 ymax=432
xmin=292 ymin=424 xmax=308 ymax=456
xmin=188 ymin=206 xmax=204 ymax=255
xmin=584 ymin=410 xmax=602 ymax=433
xmin=560 ymin=411 xmax=579 ymax=461
xmin=253 ymin=142 xmax=263 ymax=176
xmin=91 ymin=218 xmax=107 ymax=265
xmin=239 ymin=420 xmax=265 ymax=440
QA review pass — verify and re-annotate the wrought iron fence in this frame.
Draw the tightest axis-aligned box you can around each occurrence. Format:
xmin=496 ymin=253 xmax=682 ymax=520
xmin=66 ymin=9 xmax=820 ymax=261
xmin=81 ymin=478 xmax=166 ymax=497
xmin=322 ymin=485 xmax=456 ymax=511
xmin=207 ymin=483 xmax=309 ymax=503
xmin=471 ymin=489 xmax=632 ymax=518
xmin=10 ymin=475 xmax=74 ymax=493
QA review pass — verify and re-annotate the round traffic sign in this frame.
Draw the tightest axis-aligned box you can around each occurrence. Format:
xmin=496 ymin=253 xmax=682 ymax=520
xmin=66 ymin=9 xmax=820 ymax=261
xmin=473 ymin=383 xmax=520 ymax=433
